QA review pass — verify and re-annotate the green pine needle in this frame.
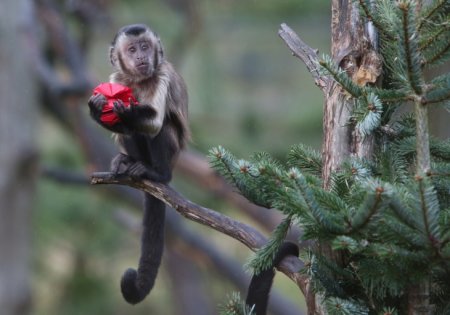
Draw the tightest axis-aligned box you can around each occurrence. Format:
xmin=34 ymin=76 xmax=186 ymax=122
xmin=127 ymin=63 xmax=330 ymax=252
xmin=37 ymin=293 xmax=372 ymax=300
xmin=218 ymin=292 xmax=254 ymax=315
xmin=416 ymin=177 xmax=441 ymax=243
xmin=213 ymin=1 xmax=450 ymax=311
xmin=398 ymin=0 xmax=425 ymax=95
xmin=319 ymin=55 xmax=364 ymax=98
xmin=325 ymin=297 xmax=369 ymax=315
xmin=349 ymin=181 xmax=387 ymax=232
xmin=287 ymin=144 xmax=322 ymax=178
xmin=355 ymin=93 xmax=383 ymax=137
xmin=247 ymin=216 xmax=292 ymax=274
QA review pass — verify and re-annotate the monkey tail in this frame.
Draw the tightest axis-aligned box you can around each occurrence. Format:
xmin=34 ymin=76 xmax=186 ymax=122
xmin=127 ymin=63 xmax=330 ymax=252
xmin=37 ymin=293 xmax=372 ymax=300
xmin=120 ymin=193 xmax=165 ymax=304
xmin=245 ymin=241 xmax=299 ymax=315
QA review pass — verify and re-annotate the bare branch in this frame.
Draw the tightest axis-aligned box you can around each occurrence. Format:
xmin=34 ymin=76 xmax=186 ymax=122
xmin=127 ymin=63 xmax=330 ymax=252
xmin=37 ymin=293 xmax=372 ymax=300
xmin=90 ymin=172 xmax=308 ymax=293
xmin=91 ymin=172 xmax=266 ymax=251
xmin=278 ymin=23 xmax=328 ymax=91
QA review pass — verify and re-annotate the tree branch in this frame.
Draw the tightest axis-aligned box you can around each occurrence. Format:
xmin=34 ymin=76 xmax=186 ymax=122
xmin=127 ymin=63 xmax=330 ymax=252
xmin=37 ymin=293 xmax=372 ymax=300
xmin=90 ymin=171 xmax=307 ymax=292
xmin=278 ymin=23 xmax=328 ymax=92
xmin=92 ymin=172 xmax=266 ymax=250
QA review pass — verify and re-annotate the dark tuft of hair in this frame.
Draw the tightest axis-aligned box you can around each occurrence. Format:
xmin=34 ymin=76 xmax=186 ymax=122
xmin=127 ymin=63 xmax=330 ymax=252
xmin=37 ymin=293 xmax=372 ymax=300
xmin=111 ymin=24 xmax=151 ymax=46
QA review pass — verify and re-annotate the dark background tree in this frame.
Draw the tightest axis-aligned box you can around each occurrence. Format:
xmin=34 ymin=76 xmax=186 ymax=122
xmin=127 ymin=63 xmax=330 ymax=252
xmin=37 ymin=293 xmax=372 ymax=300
xmin=0 ymin=1 xmax=38 ymax=314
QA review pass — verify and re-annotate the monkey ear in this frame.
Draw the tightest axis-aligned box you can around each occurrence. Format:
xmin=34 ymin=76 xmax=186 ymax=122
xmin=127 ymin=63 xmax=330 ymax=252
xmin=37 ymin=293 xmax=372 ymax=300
xmin=109 ymin=46 xmax=117 ymax=66
xmin=157 ymin=37 xmax=164 ymax=64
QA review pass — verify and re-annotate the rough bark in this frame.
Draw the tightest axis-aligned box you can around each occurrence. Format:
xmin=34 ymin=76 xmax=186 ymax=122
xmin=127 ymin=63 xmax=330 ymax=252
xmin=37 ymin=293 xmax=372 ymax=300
xmin=278 ymin=1 xmax=383 ymax=314
xmin=323 ymin=0 xmax=381 ymax=189
xmin=0 ymin=1 xmax=38 ymax=314
xmin=312 ymin=2 xmax=382 ymax=314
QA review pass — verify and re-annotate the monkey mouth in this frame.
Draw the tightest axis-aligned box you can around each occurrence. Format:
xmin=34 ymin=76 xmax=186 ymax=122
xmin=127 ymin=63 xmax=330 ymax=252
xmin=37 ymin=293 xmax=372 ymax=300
xmin=136 ymin=63 xmax=150 ymax=74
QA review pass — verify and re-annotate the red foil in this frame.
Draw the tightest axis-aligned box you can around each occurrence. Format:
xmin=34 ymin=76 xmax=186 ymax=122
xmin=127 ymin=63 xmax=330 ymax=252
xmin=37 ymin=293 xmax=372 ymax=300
xmin=92 ymin=83 xmax=139 ymax=126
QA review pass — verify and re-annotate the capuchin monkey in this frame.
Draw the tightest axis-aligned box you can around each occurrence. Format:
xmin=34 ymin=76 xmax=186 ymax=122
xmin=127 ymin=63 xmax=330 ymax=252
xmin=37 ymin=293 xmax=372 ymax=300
xmin=246 ymin=242 xmax=299 ymax=315
xmin=88 ymin=24 xmax=190 ymax=304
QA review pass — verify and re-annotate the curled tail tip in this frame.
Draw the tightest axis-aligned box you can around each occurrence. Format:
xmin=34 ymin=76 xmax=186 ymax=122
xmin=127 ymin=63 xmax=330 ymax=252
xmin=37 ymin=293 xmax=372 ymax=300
xmin=120 ymin=268 xmax=149 ymax=305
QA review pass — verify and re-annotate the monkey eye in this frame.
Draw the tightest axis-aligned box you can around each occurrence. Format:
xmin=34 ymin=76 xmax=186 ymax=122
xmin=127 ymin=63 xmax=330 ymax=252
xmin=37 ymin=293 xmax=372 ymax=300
xmin=141 ymin=44 xmax=149 ymax=51
xmin=128 ymin=46 xmax=137 ymax=53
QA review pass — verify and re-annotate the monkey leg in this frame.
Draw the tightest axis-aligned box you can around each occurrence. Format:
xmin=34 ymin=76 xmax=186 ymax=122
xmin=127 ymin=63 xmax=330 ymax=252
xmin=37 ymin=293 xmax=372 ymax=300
xmin=126 ymin=161 xmax=150 ymax=179
xmin=110 ymin=153 xmax=136 ymax=175
xmin=126 ymin=162 xmax=171 ymax=183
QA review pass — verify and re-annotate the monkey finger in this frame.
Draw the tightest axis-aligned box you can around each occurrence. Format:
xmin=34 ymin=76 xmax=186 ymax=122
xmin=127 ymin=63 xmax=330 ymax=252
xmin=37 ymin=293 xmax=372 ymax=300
xmin=95 ymin=93 xmax=107 ymax=102
xmin=113 ymin=101 xmax=126 ymax=114
xmin=114 ymin=99 xmax=125 ymax=107
xmin=89 ymin=94 xmax=107 ymax=111
xmin=95 ymin=94 xmax=107 ymax=105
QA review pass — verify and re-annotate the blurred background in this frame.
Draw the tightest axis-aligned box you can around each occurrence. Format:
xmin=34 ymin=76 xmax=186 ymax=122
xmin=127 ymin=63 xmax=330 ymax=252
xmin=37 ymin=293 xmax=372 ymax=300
xmin=2 ymin=0 xmax=340 ymax=314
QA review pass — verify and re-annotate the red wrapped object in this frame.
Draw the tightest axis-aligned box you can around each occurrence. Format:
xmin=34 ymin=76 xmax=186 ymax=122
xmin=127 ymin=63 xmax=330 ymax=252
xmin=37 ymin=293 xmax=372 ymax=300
xmin=92 ymin=83 xmax=139 ymax=126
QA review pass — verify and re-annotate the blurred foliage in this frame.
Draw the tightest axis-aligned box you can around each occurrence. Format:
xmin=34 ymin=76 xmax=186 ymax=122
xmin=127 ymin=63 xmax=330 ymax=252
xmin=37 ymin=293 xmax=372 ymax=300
xmin=213 ymin=0 xmax=329 ymax=16
xmin=89 ymin=0 xmax=329 ymax=159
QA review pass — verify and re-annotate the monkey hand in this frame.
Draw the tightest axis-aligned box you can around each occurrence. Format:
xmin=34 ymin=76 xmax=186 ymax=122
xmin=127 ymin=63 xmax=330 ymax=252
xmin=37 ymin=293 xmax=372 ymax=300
xmin=113 ymin=100 xmax=158 ymax=133
xmin=88 ymin=93 xmax=107 ymax=113
xmin=113 ymin=99 xmax=136 ymax=125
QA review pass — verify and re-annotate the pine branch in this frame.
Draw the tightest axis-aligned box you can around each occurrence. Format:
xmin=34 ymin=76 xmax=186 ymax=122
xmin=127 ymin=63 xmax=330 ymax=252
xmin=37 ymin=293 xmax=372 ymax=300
xmin=389 ymin=190 xmax=422 ymax=231
xmin=209 ymin=147 xmax=273 ymax=209
xmin=331 ymin=236 xmax=361 ymax=253
xmin=209 ymin=146 xmax=241 ymax=191
xmin=219 ymin=292 xmax=253 ymax=315
xmin=324 ymin=297 xmax=369 ymax=315
xmin=368 ymin=87 xmax=410 ymax=103
xmin=418 ymin=0 xmax=449 ymax=31
xmin=354 ymin=92 xmax=383 ymax=137
xmin=356 ymin=0 xmax=395 ymax=41
xmin=287 ymin=144 xmax=322 ymax=178
xmin=398 ymin=1 xmax=424 ymax=95
xmin=423 ymin=85 xmax=450 ymax=105
xmin=349 ymin=184 xmax=385 ymax=232
xmin=414 ymin=99 xmax=431 ymax=175
xmin=293 ymin=173 xmax=347 ymax=234
xmin=247 ymin=216 xmax=292 ymax=274
xmin=419 ymin=25 xmax=450 ymax=51
xmin=416 ymin=177 xmax=441 ymax=249
xmin=424 ymin=37 xmax=450 ymax=66
xmin=319 ymin=55 xmax=364 ymax=98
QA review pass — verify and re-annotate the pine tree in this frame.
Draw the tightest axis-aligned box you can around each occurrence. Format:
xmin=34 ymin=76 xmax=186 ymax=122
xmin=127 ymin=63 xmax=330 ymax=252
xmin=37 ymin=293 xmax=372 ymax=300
xmin=215 ymin=1 xmax=450 ymax=314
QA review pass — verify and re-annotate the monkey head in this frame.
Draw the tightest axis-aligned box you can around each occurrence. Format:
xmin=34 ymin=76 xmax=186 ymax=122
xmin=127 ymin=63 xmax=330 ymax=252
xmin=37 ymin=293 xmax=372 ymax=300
xmin=109 ymin=24 xmax=164 ymax=81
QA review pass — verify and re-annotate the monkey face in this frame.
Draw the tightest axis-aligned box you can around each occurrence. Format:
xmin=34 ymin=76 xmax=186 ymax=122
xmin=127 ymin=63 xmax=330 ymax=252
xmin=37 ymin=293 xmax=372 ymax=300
xmin=122 ymin=38 xmax=155 ymax=77
xmin=111 ymin=27 xmax=164 ymax=81
xmin=120 ymin=37 xmax=155 ymax=77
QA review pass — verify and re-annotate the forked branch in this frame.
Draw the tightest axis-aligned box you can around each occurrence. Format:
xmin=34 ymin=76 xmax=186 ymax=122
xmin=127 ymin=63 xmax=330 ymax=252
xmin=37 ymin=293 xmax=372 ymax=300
xmin=278 ymin=23 xmax=329 ymax=91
